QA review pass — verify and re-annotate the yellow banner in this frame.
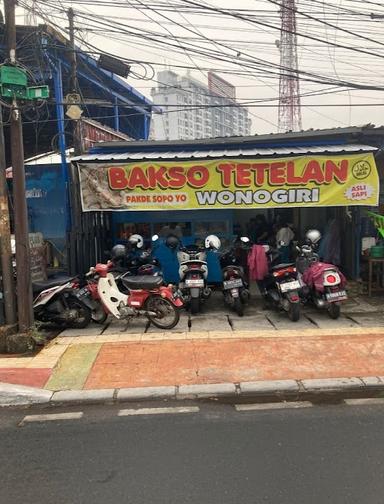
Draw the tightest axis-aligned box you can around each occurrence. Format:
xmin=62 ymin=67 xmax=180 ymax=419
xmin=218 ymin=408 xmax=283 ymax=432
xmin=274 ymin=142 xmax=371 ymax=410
xmin=78 ymin=153 xmax=379 ymax=211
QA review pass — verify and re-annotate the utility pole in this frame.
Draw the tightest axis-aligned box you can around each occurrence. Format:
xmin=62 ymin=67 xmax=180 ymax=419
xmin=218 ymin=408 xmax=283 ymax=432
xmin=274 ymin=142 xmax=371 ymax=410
xmin=67 ymin=8 xmax=83 ymax=155
xmin=4 ymin=0 xmax=34 ymax=331
xmin=0 ymin=102 xmax=16 ymax=325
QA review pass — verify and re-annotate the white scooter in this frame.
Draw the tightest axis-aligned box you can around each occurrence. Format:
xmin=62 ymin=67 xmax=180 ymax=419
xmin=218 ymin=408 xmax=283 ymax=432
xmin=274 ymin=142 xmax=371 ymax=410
xmin=166 ymin=234 xmax=221 ymax=314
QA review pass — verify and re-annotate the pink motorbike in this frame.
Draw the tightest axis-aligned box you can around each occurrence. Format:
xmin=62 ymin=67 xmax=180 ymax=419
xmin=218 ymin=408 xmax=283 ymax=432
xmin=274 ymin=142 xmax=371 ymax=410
xmin=296 ymin=230 xmax=347 ymax=319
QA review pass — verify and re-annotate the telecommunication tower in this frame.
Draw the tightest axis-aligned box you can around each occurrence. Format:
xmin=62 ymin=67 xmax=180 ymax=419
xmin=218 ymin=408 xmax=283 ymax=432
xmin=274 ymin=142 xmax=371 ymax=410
xmin=278 ymin=0 xmax=302 ymax=132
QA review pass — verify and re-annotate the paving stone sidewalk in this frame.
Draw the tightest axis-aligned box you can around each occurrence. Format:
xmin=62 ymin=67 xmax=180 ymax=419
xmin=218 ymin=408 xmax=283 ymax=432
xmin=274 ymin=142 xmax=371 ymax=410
xmin=1 ymin=326 xmax=384 ymax=392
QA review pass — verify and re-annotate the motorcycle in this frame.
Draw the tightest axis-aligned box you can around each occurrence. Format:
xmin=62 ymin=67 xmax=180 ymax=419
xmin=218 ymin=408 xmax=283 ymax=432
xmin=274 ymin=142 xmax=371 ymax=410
xmin=33 ymin=276 xmax=92 ymax=328
xmin=85 ymin=262 xmax=183 ymax=329
xmin=261 ymin=245 xmax=301 ymax=321
xmin=296 ymin=229 xmax=347 ymax=319
xmin=166 ymin=234 xmax=221 ymax=314
xmin=220 ymin=237 xmax=250 ymax=317
xmin=110 ymin=236 xmax=162 ymax=277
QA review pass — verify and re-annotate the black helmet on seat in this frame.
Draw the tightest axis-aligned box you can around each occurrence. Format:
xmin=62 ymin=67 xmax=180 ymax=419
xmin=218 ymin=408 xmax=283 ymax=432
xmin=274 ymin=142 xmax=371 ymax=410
xmin=165 ymin=235 xmax=179 ymax=250
xmin=111 ymin=244 xmax=127 ymax=261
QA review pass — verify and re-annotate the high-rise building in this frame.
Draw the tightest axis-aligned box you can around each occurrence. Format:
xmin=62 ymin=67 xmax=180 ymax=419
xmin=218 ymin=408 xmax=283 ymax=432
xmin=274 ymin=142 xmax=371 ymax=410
xmin=150 ymin=71 xmax=251 ymax=140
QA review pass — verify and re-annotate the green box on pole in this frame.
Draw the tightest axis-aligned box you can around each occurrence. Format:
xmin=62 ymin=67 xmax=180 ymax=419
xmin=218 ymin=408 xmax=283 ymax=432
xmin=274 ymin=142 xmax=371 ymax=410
xmin=27 ymin=86 xmax=49 ymax=100
xmin=0 ymin=66 xmax=27 ymax=86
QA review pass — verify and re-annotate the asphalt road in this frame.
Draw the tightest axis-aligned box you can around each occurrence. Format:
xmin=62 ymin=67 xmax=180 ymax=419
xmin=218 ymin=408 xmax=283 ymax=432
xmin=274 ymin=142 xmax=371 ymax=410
xmin=1 ymin=400 xmax=384 ymax=504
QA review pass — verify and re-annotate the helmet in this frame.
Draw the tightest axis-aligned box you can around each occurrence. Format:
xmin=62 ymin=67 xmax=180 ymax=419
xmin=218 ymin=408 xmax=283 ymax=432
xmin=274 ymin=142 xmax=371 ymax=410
xmin=205 ymin=234 xmax=221 ymax=250
xmin=111 ymin=244 xmax=127 ymax=261
xmin=128 ymin=234 xmax=144 ymax=249
xmin=165 ymin=235 xmax=179 ymax=250
xmin=305 ymin=229 xmax=322 ymax=245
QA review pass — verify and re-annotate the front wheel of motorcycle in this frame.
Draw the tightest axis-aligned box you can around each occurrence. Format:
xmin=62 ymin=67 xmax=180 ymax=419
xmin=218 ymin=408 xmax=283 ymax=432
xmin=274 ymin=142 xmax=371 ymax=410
xmin=234 ymin=297 xmax=244 ymax=317
xmin=327 ymin=303 xmax=341 ymax=319
xmin=146 ymin=296 xmax=180 ymax=329
xmin=66 ymin=297 xmax=92 ymax=329
xmin=287 ymin=302 xmax=300 ymax=322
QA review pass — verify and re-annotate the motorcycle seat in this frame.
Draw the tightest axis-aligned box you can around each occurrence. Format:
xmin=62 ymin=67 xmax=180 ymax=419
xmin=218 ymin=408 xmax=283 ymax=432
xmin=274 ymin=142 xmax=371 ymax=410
xmin=223 ymin=265 xmax=244 ymax=274
xmin=121 ymin=275 xmax=163 ymax=290
xmin=271 ymin=262 xmax=295 ymax=272
xmin=180 ymin=260 xmax=207 ymax=266
xmin=32 ymin=276 xmax=76 ymax=293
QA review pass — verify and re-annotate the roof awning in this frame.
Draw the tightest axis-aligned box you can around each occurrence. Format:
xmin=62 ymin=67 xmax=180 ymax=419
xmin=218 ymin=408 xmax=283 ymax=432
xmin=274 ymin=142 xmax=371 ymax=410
xmin=72 ymin=143 xmax=377 ymax=163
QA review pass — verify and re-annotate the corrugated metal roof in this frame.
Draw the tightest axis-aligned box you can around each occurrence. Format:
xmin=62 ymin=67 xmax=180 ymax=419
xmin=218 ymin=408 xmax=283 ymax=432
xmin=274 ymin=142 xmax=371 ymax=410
xmin=25 ymin=149 xmax=74 ymax=166
xmin=72 ymin=143 xmax=377 ymax=162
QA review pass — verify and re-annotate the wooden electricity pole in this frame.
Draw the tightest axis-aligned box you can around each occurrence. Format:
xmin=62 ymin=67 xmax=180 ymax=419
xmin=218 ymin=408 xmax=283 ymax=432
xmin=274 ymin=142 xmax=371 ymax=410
xmin=0 ymin=103 xmax=16 ymax=325
xmin=67 ymin=7 xmax=83 ymax=155
xmin=4 ymin=0 xmax=34 ymax=331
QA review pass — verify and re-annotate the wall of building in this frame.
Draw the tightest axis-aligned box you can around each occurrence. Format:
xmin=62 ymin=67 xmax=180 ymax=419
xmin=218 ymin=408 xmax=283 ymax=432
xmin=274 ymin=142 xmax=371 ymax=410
xmin=151 ymin=70 xmax=251 ymax=140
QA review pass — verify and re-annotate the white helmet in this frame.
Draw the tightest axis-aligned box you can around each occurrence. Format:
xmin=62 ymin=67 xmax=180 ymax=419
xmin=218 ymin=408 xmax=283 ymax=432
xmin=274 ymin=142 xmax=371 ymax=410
xmin=205 ymin=234 xmax=221 ymax=250
xmin=305 ymin=229 xmax=322 ymax=245
xmin=128 ymin=234 xmax=144 ymax=249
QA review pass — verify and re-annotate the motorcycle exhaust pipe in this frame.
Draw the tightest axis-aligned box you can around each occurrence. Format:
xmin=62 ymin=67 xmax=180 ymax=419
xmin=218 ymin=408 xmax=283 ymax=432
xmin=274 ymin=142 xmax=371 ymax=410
xmin=314 ymin=298 xmax=326 ymax=308
xmin=202 ymin=287 xmax=211 ymax=299
xmin=138 ymin=310 xmax=157 ymax=316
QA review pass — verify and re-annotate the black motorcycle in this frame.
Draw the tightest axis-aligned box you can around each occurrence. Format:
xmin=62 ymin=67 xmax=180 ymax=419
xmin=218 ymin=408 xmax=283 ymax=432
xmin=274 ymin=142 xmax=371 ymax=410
xmin=220 ymin=237 xmax=250 ymax=317
xmin=260 ymin=245 xmax=301 ymax=322
xmin=33 ymin=276 xmax=92 ymax=328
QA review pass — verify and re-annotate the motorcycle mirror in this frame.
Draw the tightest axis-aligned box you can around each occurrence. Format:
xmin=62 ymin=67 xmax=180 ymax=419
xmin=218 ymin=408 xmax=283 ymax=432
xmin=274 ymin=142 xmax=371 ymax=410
xmin=152 ymin=234 xmax=159 ymax=242
xmin=240 ymin=236 xmax=250 ymax=243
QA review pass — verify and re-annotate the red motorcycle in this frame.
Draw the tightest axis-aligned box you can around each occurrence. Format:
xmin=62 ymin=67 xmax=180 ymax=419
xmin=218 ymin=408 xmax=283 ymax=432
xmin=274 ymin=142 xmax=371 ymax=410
xmin=81 ymin=262 xmax=183 ymax=329
xmin=296 ymin=230 xmax=347 ymax=319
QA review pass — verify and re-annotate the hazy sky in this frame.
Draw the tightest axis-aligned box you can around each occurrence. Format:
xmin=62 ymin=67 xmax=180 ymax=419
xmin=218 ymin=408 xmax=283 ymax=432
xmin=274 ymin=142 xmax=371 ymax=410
xmin=16 ymin=0 xmax=384 ymax=134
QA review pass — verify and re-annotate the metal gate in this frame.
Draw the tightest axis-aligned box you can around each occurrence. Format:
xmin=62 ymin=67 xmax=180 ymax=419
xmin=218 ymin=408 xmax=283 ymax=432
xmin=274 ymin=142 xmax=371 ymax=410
xmin=67 ymin=163 xmax=112 ymax=276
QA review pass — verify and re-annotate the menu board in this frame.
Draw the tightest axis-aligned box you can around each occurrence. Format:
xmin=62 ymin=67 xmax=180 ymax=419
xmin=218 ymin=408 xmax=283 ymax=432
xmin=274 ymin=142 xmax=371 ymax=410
xmin=11 ymin=233 xmax=47 ymax=282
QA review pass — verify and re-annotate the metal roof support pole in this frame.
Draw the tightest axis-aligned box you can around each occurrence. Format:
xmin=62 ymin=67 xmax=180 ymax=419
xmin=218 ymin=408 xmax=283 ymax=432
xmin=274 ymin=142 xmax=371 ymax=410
xmin=53 ymin=61 xmax=71 ymax=231
xmin=113 ymin=97 xmax=120 ymax=132
xmin=143 ymin=114 xmax=149 ymax=140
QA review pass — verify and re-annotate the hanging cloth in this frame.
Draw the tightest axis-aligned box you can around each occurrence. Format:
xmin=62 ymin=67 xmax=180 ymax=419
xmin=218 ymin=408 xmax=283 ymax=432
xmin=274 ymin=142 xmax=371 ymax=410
xmin=247 ymin=245 xmax=269 ymax=281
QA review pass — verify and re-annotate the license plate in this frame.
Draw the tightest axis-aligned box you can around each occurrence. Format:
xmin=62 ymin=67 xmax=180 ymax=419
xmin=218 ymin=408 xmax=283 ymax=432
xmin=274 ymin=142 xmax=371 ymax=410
xmin=280 ymin=280 xmax=300 ymax=293
xmin=223 ymin=278 xmax=243 ymax=289
xmin=326 ymin=290 xmax=347 ymax=301
xmin=185 ymin=278 xmax=204 ymax=287
xmin=76 ymin=287 xmax=89 ymax=298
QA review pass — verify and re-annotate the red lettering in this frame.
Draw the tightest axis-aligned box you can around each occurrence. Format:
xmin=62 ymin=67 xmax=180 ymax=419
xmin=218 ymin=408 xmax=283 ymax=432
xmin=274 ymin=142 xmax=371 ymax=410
xmin=250 ymin=163 xmax=269 ymax=186
xmin=168 ymin=166 xmax=187 ymax=189
xmin=301 ymin=160 xmax=324 ymax=184
xmin=324 ymin=159 xmax=348 ymax=183
xmin=127 ymin=167 xmax=149 ymax=189
xmin=187 ymin=166 xmax=209 ymax=188
xmin=108 ymin=167 xmax=128 ymax=189
xmin=286 ymin=161 xmax=303 ymax=184
xmin=269 ymin=162 xmax=286 ymax=185
xmin=236 ymin=164 xmax=251 ymax=187
xmin=147 ymin=166 xmax=169 ymax=189
xmin=216 ymin=164 xmax=235 ymax=187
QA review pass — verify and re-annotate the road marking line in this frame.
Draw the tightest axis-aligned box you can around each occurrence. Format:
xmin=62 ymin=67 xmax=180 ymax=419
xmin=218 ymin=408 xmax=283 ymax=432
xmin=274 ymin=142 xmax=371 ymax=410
xmin=344 ymin=398 xmax=384 ymax=406
xmin=235 ymin=401 xmax=313 ymax=412
xmin=118 ymin=406 xmax=200 ymax=416
xmin=20 ymin=412 xmax=84 ymax=426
